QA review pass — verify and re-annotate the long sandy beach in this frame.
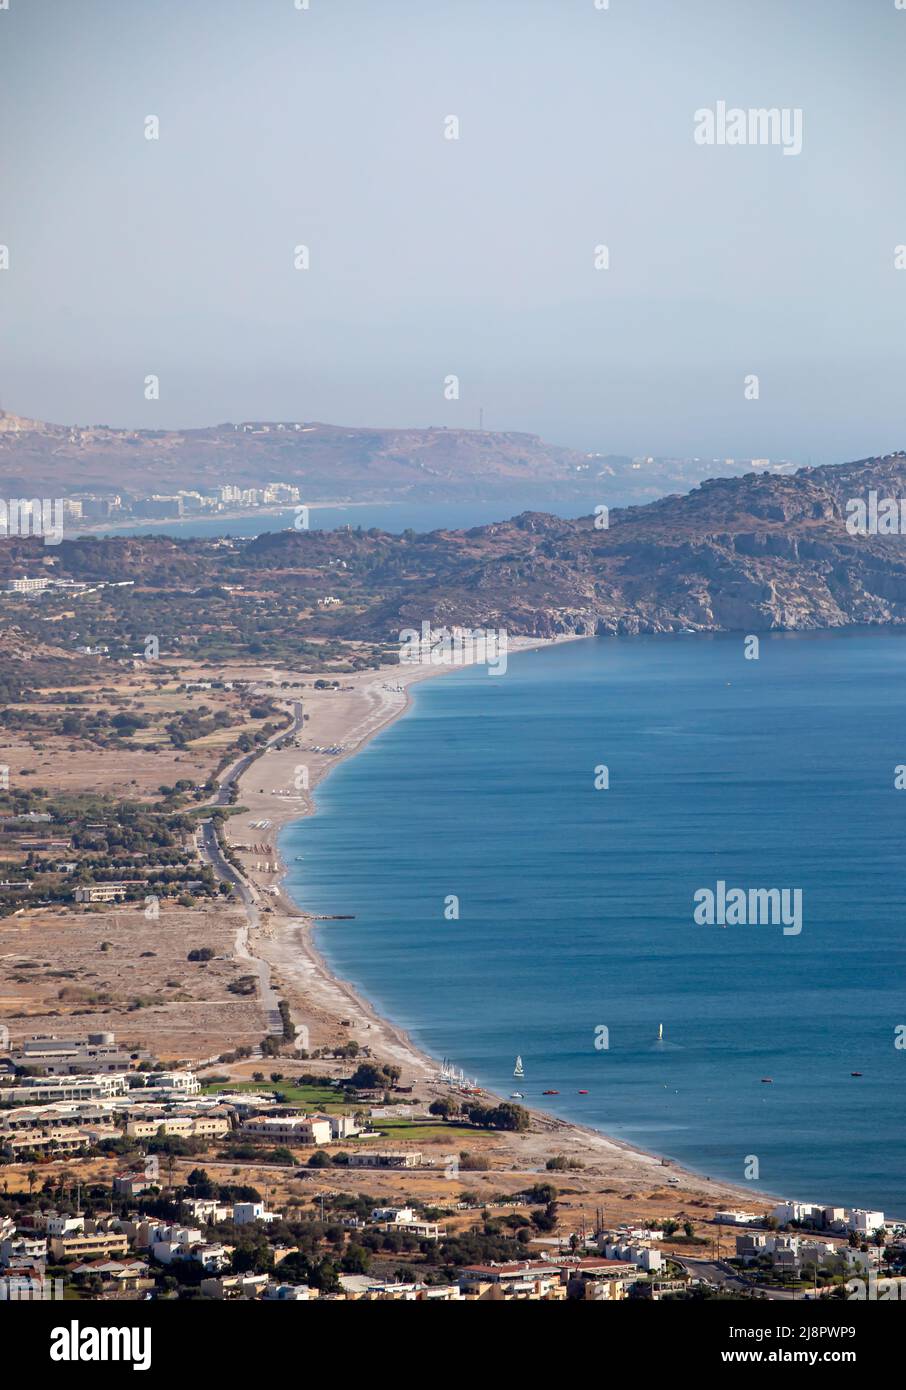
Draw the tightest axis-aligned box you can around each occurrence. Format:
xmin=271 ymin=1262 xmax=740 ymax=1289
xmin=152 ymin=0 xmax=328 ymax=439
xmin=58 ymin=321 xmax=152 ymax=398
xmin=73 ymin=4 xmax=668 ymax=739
xmin=218 ymin=638 xmax=776 ymax=1226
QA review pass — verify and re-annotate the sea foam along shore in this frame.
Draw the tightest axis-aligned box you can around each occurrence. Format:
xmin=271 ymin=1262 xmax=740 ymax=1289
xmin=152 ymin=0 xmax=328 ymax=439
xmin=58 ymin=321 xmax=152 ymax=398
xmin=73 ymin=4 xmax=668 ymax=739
xmin=221 ymin=636 xmax=775 ymax=1216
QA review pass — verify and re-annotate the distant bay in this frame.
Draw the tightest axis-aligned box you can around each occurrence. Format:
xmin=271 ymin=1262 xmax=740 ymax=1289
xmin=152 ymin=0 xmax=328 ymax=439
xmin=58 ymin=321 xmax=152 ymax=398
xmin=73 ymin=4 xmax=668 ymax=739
xmin=93 ymin=500 xmax=577 ymax=540
xmin=280 ymin=631 xmax=906 ymax=1214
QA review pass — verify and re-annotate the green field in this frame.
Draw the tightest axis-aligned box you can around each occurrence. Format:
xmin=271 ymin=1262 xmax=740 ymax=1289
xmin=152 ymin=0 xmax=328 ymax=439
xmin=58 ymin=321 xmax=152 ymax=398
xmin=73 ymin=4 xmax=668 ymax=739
xmin=365 ymin=1119 xmax=483 ymax=1143
xmin=197 ymin=1081 xmax=501 ymax=1147
xmin=200 ymin=1080 xmax=352 ymax=1112
xmin=197 ymin=1086 xmax=486 ymax=1141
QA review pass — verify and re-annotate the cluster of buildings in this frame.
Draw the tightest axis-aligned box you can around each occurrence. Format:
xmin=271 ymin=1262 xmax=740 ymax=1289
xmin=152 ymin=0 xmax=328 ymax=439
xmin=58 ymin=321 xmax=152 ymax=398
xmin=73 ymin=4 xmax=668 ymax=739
xmin=2 ymin=575 xmax=134 ymax=597
xmin=0 ymin=1036 xmax=223 ymax=1158
xmin=770 ymin=1200 xmax=887 ymax=1237
xmin=197 ymin=1252 xmax=685 ymax=1304
xmin=239 ymin=1112 xmax=357 ymax=1146
xmin=1 ymin=1183 xmax=480 ymax=1303
xmin=0 ymin=1235 xmax=703 ymax=1305
xmin=721 ymin=1201 xmax=903 ymax=1287
xmin=71 ymin=879 xmax=205 ymax=904
xmin=341 ymin=1205 xmax=446 ymax=1242
xmin=1 ymin=1033 xmax=152 ymax=1076
xmin=0 ymin=1032 xmax=427 ymax=1169
xmin=0 ymin=1068 xmax=198 ymax=1105
xmin=0 ymin=1195 xmax=289 ymax=1298
xmin=60 ymin=481 xmax=301 ymax=524
xmin=0 ymin=1212 xmax=151 ymax=1298
xmin=599 ymin=1238 xmax=664 ymax=1273
xmin=734 ymin=1231 xmax=881 ymax=1279
xmin=341 ymin=1252 xmax=685 ymax=1303
xmin=0 ymin=1071 xmax=208 ymax=1158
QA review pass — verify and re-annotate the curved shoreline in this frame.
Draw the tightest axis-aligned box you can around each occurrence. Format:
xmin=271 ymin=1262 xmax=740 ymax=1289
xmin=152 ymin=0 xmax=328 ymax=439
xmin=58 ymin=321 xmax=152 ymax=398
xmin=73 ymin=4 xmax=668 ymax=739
xmin=227 ymin=640 xmax=780 ymax=1216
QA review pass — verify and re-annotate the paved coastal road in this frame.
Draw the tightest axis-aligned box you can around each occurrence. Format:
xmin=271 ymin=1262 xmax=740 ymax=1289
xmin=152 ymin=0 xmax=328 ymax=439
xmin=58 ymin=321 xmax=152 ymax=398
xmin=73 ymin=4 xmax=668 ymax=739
xmin=674 ymin=1255 xmax=804 ymax=1301
xmin=214 ymin=698 xmax=304 ymax=806
xmin=198 ymin=819 xmax=255 ymax=912
xmin=196 ymin=818 xmax=282 ymax=1033
xmin=195 ymin=700 xmax=304 ymax=1034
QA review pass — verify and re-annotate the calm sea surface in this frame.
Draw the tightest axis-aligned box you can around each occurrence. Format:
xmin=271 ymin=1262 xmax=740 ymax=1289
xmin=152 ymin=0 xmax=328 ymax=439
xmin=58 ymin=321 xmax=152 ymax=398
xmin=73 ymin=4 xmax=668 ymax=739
xmin=97 ymin=500 xmax=583 ymax=539
xmin=280 ymin=632 xmax=906 ymax=1213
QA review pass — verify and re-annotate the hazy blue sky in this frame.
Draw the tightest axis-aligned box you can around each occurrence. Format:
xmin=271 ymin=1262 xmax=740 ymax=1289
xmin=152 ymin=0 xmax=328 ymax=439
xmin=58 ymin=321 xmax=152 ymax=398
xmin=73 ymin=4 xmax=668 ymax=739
xmin=2 ymin=0 xmax=905 ymax=463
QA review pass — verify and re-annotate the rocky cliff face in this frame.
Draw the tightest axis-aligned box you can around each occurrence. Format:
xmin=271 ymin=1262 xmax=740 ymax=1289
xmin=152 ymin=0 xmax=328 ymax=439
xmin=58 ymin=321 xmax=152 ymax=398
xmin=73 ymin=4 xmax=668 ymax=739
xmin=12 ymin=450 xmax=906 ymax=644
xmin=327 ymin=451 xmax=906 ymax=638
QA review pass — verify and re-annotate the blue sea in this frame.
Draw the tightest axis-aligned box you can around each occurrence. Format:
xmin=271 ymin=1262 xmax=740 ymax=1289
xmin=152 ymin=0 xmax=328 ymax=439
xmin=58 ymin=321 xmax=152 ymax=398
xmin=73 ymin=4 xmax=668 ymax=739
xmin=280 ymin=631 xmax=906 ymax=1215
xmin=96 ymin=500 xmax=595 ymax=540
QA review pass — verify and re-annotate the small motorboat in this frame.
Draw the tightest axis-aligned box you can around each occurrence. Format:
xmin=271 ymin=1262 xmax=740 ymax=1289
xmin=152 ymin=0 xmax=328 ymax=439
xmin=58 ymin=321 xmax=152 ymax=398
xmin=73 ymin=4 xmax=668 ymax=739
xmin=760 ymin=1078 xmax=773 ymax=1084
xmin=851 ymin=1071 xmax=863 ymax=1077
xmin=577 ymin=1089 xmax=589 ymax=1094
xmin=510 ymin=1091 xmax=524 ymax=1099
xmin=542 ymin=1089 xmax=559 ymax=1095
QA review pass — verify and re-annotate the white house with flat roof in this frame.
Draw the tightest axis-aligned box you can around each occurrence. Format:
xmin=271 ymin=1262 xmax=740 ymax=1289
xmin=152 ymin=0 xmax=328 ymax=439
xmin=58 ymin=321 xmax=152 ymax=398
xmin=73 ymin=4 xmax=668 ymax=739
xmin=771 ymin=1200 xmax=823 ymax=1225
xmin=45 ymin=1216 xmax=85 ymax=1238
xmin=601 ymin=1242 xmax=664 ymax=1272
xmin=233 ymin=1202 xmax=279 ymax=1226
xmin=849 ymin=1209 xmax=885 ymax=1235
xmin=371 ymin=1207 xmax=415 ymax=1224
xmin=181 ymin=1198 xmax=231 ymax=1225
xmin=241 ymin=1114 xmax=331 ymax=1145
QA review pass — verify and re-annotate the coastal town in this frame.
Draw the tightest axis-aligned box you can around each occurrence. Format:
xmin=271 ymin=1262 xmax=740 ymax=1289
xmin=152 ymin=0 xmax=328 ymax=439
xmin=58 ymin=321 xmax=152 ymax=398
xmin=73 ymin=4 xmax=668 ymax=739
xmin=54 ymin=477 xmax=303 ymax=528
xmin=3 ymin=0 xmax=899 ymax=1367
xmin=0 ymin=621 xmax=897 ymax=1313
xmin=1 ymin=1027 xmax=900 ymax=1304
xmin=0 ymin=526 xmax=898 ymax=1324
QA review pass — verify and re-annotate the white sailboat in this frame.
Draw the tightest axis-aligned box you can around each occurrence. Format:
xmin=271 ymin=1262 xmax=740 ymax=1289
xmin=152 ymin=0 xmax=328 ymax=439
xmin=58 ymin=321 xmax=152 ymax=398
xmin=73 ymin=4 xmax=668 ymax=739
xmin=513 ymin=1055 xmax=524 ymax=1078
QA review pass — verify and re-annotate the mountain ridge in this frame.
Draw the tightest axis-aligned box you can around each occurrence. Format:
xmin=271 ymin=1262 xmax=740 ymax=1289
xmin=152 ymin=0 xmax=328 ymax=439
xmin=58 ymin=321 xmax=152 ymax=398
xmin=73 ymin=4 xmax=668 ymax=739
xmin=4 ymin=449 xmax=906 ymax=649
xmin=0 ymin=409 xmax=791 ymax=508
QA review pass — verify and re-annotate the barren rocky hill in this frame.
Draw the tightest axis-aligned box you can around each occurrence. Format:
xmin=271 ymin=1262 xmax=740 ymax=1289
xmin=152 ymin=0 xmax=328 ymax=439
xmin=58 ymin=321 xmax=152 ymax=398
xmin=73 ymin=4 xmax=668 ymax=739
xmin=4 ymin=450 xmax=906 ymax=649
xmin=0 ymin=412 xmax=595 ymax=501
xmin=0 ymin=410 xmax=791 ymax=508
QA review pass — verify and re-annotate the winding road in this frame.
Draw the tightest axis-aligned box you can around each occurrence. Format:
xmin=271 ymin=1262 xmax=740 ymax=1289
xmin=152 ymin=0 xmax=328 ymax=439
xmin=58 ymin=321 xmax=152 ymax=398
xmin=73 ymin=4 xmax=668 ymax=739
xmin=195 ymin=699 xmax=305 ymax=1035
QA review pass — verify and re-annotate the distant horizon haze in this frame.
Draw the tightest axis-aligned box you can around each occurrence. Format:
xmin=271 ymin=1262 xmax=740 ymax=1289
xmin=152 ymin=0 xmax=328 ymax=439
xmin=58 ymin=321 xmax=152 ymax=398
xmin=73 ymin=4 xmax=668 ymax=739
xmin=0 ymin=405 xmax=893 ymax=478
xmin=2 ymin=0 xmax=904 ymax=466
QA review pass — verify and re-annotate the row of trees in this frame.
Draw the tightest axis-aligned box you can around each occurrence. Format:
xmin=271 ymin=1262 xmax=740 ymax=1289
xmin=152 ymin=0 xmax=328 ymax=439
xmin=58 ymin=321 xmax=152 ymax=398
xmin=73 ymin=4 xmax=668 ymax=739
xmin=428 ymin=1095 xmax=530 ymax=1132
